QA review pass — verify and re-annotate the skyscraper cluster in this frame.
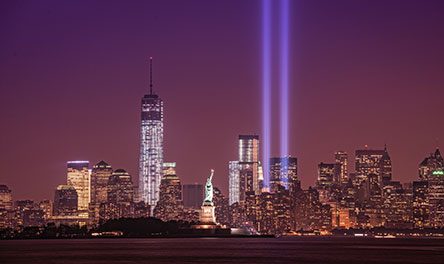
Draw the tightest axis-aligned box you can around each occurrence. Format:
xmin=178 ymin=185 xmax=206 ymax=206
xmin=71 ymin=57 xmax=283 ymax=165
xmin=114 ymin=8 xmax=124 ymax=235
xmin=1 ymin=61 xmax=444 ymax=236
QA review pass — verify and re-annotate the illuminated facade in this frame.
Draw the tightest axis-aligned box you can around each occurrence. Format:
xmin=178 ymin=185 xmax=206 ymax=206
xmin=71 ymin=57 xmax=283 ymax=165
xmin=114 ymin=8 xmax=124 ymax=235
xmin=317 ymin=163 xmax=335 ymax=188
xmin=138 ymin=63 xmax=164 ymax=207
xmin=355 ymin=148 xmax=388 ymax=186
xmin=238 ymin=135 xmax=260 ymax=195
xmin=53 ymin=185 xmax=78 ymax=216
xmin=90 ymin=161 xmax=112 ymax=224
xmin=334 ymin=151 xmax=348 ymax=184
xmin=0 ymin=185 xmax=13 ymax=210
xmin=90 ymin=161 xmax=112 ymax=205
xmin=228 ymin=161 xmax=240 ymax=205
xmin=380 ymin=147 xmax=392 ymax=186
xmin=269 ymin=157 xmax=298 ymax=192
xmin=418 ymin=148 xmax=444 ymax=227
xmin=107 ymin=169 xmax=134 ymax=204
xmin=153 ymin=162 xmax=184 ymax=221
xmin=66 ymin=161 xmax=90 ymax=212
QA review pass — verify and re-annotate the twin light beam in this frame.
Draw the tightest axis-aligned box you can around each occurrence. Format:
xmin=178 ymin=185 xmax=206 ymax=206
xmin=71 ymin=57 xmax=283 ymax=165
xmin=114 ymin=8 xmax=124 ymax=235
xmin=262 ymin=0 xmax=290 ymax=189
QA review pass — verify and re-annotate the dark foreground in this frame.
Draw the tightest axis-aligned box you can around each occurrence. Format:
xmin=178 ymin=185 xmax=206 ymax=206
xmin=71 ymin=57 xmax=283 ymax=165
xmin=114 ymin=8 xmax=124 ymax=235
xmin=1 ymin=237 xmax=444 ymax=264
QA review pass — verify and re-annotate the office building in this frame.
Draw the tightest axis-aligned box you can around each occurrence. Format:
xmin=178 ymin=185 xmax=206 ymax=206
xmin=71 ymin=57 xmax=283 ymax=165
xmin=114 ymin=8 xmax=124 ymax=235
xmin=139 ymin=57 xmax=164 ymax=207
xmin=153 ymin=162 xmax=184 ymax=221
xmin=269 ymin=157 xmax=298 ymax=192
xmin=229 ymin=161 xmax=240 ymax=205
xmin=66 ymin=161 xmax=90 ymax=211
xmin=334 ymin=151 xmax=348 ymax=184
xmin=53 ymin=185 xmax=78 ymax=216
xmin=238 ymin=135 xmax=260 ymax=195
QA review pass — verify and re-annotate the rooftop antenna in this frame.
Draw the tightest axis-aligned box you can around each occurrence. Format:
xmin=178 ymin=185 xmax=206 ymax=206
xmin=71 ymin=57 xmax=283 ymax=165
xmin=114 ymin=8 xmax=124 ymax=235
xmin=149 ymin=56 xmax=153 ymax=95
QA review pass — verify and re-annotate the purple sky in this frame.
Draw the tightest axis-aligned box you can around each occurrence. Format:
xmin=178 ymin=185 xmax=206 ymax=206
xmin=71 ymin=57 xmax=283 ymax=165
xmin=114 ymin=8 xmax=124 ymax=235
xmin=1 ymin=0 xmax=444 ymax=201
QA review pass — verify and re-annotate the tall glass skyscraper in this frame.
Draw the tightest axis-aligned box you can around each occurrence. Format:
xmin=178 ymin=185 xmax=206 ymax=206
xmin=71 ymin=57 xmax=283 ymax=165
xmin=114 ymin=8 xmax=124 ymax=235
xmin=238 ymin=135 xmax=260 ymax=195
xmin=66 ymin=161 xmax=90 ymax=212
xmin=139 ymin=57 xmax=164 ymax=208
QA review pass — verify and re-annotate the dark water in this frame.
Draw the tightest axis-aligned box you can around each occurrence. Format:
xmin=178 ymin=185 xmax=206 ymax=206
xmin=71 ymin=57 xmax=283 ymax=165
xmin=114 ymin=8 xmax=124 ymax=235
xmin=1 ymin=237 xmax=444 ymax=263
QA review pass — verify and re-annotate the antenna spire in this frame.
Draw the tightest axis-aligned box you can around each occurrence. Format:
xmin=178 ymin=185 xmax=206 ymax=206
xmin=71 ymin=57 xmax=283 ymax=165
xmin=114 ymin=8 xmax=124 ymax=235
xmin=149 ymin=56 xmax=153 ymax=95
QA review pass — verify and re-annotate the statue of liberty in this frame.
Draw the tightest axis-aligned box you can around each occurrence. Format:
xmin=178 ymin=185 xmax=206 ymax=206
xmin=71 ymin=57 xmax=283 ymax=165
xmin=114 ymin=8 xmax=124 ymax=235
xmin=204 ymin=169 xmax=214 ymax=205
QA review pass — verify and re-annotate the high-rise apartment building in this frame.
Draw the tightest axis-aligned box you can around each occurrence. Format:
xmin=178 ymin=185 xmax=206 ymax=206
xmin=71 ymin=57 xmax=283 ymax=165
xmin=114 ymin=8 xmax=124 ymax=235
xmin=66 ymin=161 xmax=90 ymax=212
xmin=139 ymin=57 xmax=164 ymax=207
xmin=269 ymin=157 xmax=298 ymax=192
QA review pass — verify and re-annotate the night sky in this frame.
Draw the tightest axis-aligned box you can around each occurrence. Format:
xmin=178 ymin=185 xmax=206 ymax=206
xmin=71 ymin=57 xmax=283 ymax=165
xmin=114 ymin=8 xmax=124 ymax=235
xmin=1 ymin=0 xmax=444 ymax=201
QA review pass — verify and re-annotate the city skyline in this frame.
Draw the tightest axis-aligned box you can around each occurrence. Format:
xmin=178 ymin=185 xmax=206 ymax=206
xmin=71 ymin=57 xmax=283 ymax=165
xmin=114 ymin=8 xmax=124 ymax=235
xmin=1 ymin=0 xmax=444 ymax=202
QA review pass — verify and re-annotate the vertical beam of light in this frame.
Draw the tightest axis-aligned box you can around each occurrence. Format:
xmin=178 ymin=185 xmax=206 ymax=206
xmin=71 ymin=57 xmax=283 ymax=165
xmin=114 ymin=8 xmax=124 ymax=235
xmin=262 ymin=0 xmax=271 ymax=189
xmin=280 ymin=0 xmax=289 ymax=173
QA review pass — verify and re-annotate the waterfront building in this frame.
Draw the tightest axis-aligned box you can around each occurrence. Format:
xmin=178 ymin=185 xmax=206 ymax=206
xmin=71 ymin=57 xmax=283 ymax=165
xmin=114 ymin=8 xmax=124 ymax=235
xmin=139 ymin=57 xmax=164 ymax=207
xmin=228 ymin=161 xmax=240 ymax=205
xmin=238 ymin=135 xmax=260 ymax=195
xmin=90 ymin=161 xmax=112 ymax=205
xmin=53 ymin=185 xmax=78 ymax=216
xmin=38 ymin=200 xmax=53 ymax=221
xmin=153 ymin=162 xmax=184 ymax=221
xmin=89 ymin=161 xmax=112 ymax=224
xmin=213 ymin=187 xmax=231 ymax=226
xmin=107 ymin=169 xmax=134 ymax=204
xmin=66 ymin=161 xmax=90 ymax=212
xmin=418 ymin=148 xmax=444 ymax=227
xmin=412 ymin=181 xmax=429 ymax=228
xmin=0 ymin=185 xmax=13 ymax=210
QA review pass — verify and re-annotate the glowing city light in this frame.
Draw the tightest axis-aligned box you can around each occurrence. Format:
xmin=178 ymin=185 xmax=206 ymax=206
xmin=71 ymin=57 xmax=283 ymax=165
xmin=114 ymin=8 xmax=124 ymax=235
xmin=262 ymin=0 xmax=271 ymax=188
xmin=432 ymin=170 xmax=444 ymax=175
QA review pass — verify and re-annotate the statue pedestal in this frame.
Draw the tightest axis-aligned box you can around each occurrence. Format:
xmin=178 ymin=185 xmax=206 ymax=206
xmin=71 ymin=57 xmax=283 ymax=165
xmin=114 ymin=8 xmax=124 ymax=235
xmin=199 ymin=202 xmax=216 ymax=224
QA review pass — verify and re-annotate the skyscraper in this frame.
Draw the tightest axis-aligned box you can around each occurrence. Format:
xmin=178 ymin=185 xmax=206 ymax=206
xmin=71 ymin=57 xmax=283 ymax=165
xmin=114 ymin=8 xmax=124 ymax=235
xmin=380 ymin=147 xmax=392 ymax=186
xmin=66 ymin=161 xmax=90 ymax=212
xmin=139 ymin=57 xmax=164 ymax=207
xmin=334 ymin=151 xmax=348 ymax=184
xmin=269 ymin=157 xmax=298 ymax=192
xmin=153 ymin=162 xmax=184 ymax=221
xmin=90 ymin=161 xmax=112 ymax=206
xmin=355 ymin=147 xmax=388 ymax=186
xmin=418 ymin=148 xmax=444 ymax=227
xmin=238 ymin=135 xmax=260 ymax=195
xmin=0 ymin=185 xmax=13 ymax=210
xmin=229 ymin=161 xmax=240 ymax=205
xmin=107 ymin=169 xmax=134 ymax=204
xmin=317 ymin=163 xmax=335 ymax=188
